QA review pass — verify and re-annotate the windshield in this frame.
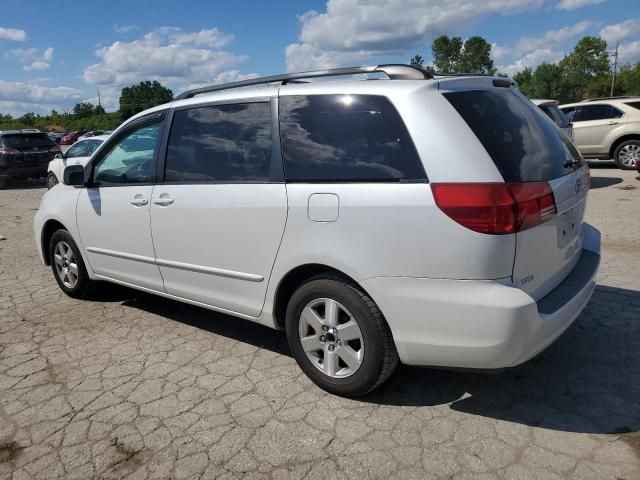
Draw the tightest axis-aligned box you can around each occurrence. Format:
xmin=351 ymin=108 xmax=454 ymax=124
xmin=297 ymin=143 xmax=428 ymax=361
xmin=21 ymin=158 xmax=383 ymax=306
xmin=2 ymin=133 xmax=55 ymax=150
xmin=541 ymin=104 xmax=571 ymax=129
xmin=444 ymin=89 xmax=582 ymax=182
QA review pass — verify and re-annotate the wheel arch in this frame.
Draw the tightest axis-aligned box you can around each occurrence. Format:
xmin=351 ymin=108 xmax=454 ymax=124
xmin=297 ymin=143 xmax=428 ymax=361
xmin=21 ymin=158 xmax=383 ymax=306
xmin=609 ymin=133 xmax=640 ymax=160
xmin=272 ymin=263 xmax=369 ymax=330
xmin=41 ymin=219 xmax=68 ymax=265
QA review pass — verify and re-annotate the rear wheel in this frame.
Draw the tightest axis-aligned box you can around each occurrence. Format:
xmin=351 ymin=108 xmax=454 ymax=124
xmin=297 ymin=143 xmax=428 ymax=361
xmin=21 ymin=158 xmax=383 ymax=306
xmin=49 ymin=230 xmax=97 ymax=299
xmin=614 ymin=140 xmax=640 ymax=170
xmin=47 ymin=172 xmax=58 ymax=189
xmin=285 ymin=276 xmax=398 ymax=397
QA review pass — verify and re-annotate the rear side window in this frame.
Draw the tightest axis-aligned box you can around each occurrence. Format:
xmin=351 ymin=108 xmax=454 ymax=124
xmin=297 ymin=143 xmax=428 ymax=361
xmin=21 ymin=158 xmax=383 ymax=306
xmin=279 ymin=94 xmax=425 ymax=182
xmin=2 ymin=133 xmax=54 ymax=150
xmin=540 ymin=105 xmax=570 ymax=129
xmin=165 ymin=102 xmax=272 ymax=183
xmin=574 ymin=104 xmax=624 ymax=122
xmin=444 ymin=89 xmax=582 ymax=182
xmin=625 ymin=101 xmax=640 ymax=110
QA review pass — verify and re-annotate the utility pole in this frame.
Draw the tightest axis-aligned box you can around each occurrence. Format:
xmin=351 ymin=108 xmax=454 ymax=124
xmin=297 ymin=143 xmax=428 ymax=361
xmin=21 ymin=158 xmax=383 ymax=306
xmin=610 ymin=42 xmax=619 ymax=97
xmin=97 ymin=89 xmax=102 ymax=114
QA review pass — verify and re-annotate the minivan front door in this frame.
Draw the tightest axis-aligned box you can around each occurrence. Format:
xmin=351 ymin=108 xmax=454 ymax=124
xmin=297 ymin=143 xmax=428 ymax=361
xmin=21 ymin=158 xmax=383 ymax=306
xmin=572 ymin=104 xmax=624 ymax=155
xmin=149 ymin=101 xmax=287 ymax=317
xmin=76 ymin=119 xmax=165 ymax=291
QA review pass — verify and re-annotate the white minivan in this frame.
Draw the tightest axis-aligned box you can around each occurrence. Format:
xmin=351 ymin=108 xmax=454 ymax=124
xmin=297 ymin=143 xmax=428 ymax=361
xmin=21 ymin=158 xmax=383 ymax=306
xmin=34 ymin=65 xmax=600 ymax=396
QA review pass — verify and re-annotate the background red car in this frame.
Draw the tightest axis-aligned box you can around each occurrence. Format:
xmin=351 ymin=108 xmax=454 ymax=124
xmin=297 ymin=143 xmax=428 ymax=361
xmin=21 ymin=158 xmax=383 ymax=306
xmin=59 ymin=131 xmax=87 ymax=145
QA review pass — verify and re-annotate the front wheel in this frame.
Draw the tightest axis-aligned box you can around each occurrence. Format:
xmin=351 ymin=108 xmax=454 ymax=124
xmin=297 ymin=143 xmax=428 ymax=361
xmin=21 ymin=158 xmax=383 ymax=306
xmin=49 ymin=230 xmax=97 ymax=298
xmin=285 ymin=276 xmax=398 ymax=397
xmin=47 ymin=172 xmax=59 ymax=189
xmin=614 ymin=140 xmax=640 ymax=170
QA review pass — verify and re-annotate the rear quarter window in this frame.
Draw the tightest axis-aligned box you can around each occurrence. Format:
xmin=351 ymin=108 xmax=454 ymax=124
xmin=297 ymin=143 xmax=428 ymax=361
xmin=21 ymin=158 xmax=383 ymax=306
xmin=444 ymin=89 xmax=582 ymax=182
xmin=279 ymin=94 xmax=426 ymax=182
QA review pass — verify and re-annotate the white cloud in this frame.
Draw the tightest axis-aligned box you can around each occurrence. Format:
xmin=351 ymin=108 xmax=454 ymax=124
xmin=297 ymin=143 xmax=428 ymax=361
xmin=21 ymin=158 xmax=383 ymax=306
xmin=600 ymin=18 xmax=640 ymax=45
xmin=114 ymin=24 xmax=138 ymax=34
xmin=501 ymin=48 xmax=563 ymax=76
xmin=83 ymin=26 xmax=249 ymax=94
xmin=515 ymin=20 xmax=592 ymax=54
xmin=491 ymin=43 xmax=512 ymax=61
xmin=556 ymin=0 xmax=605 ymax=11
xmin=618 ymin=40 xmax=640 ymax=64
xmin=0 ymin=26 xmax=26 ymax=41
xmin=0 ymin=80 xmax=83 ymax=115
xmin=7 ymin=47 xmax=54 ymax=70
xmin=286 ymin=0 xmax=544 ymax=71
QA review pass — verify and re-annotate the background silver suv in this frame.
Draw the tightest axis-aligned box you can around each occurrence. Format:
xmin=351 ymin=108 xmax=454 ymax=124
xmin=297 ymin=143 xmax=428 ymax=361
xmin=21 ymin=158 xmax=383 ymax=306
xmin=561 ymin=97 xmax=640 ymax=170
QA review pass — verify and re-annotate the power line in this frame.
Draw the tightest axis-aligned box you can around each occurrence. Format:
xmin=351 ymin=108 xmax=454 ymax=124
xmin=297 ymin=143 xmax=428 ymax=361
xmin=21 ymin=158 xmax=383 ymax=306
xmin=610 ymin=41 xmax=619 ymax=97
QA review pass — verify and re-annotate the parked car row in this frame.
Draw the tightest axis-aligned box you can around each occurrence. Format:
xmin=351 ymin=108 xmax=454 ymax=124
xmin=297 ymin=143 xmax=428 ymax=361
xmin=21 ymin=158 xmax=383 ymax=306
xmin=560 ymin=97 xmax=640 ymax=170
xmin=35 ymin=65 xmax=600 ymax=396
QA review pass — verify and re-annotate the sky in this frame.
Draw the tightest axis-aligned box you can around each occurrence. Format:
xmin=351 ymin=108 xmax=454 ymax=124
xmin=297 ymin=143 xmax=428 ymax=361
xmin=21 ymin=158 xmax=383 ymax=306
xmin=0 ymin=0 xmax=639 ymax=116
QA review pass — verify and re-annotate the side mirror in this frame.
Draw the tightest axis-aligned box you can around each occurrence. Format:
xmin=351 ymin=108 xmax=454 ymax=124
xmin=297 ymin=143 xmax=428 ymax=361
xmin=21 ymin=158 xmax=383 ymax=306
xmin=55 ymin=152 xmax=65 ymax=159
xmin=63 ymin=165 xmax=85 ymax=186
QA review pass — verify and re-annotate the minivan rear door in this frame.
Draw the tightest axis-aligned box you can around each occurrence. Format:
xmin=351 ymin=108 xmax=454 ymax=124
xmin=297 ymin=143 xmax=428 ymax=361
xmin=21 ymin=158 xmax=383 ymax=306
xmin=150 ymin=99 xmax=287 ymax=318
xmin=444 ymin=87 xmax=589 ymax=299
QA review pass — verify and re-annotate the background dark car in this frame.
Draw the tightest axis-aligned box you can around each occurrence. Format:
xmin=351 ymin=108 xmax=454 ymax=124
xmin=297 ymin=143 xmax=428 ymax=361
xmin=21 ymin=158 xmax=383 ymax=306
xmin=59 ymin=131 xmax=87 ymax=145
xmin=0 ymin=131 xmax=61 ymax=188
xmin=47 ymin=131 xmax=68 ymax=144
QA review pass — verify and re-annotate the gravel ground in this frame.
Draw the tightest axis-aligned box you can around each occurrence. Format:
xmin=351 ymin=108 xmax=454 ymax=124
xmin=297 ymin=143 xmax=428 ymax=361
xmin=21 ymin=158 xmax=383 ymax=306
xmin=0 ymin=166 xmax=639 ymax=480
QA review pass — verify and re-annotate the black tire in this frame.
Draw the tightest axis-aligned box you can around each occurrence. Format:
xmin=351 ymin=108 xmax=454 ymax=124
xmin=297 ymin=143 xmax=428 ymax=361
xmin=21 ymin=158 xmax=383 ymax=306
xmin=613 ymin=140 xmax=640 ymax=170
xmin=49 ymin=229 xmax=97 ymax=299
xmin=285 ymin=276 xmax=399 ymax=397
xmin=47 ymin=172 xmax=59 ymax=189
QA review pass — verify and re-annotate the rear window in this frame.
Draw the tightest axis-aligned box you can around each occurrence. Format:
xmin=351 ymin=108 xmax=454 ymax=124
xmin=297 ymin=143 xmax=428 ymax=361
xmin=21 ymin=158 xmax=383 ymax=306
xmin=444 ymin=89 xmax=582 ymax=182
xmin=2 ymin=133 xmax=55 ymax=150
xmin=540 ymin=105 xmax=570 ymax=129
xmin=279 ymin=94 xmax=426 ymax=182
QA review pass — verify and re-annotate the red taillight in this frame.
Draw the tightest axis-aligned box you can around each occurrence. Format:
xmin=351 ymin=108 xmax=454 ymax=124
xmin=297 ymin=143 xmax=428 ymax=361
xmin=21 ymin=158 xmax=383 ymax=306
xmin=431 ymin=182 xmax=557 ymax=235
xmin=49 ymin=145 xmax=62 ymax=153
xmin=0 ymin=147 xmax=20 ymax=155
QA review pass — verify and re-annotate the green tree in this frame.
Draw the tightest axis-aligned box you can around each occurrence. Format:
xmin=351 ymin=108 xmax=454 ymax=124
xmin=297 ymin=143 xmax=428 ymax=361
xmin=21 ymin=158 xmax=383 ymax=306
xmin=73 ymin=102 xmax=96 ymax=118
xmin=409 ymin=54 xmax=425 ymax=69
xmin=513 ymin=67 xmax=533 ymax=96
xmin=617 ymin=63 xmax=640 ymax=96
xmin=432 ymin=35 xmax=463 ymax=73
xmin=459 ymin=36 xmax=495 ymax=74
xmin=19 ymin=112 xmax=37 ymax=126
xmin=531 ymin=63 xmax=566 ymax=100
xmin=559 ymin=36 xmax=610 ymax=100
xmin=431 ymin=35 xmax=495 ymax=74
xmin=119 ymin=80 xmax=173 ymax=120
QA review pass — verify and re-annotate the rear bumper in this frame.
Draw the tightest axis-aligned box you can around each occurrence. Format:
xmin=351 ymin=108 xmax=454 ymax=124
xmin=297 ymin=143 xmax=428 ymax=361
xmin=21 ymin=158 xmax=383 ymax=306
xmin=0 ymin=163 xmax=49 ymax=179
xmin=362 ymin=223 xmax=601 ymax=369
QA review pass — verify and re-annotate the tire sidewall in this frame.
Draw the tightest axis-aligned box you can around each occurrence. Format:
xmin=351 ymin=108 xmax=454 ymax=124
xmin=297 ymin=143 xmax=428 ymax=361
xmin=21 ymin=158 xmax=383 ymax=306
xmin=614 ymin=140 xmax=640 ymax=170
xmin=285 ymin=278 xmax=387 ymax=396
xmin=49 ymin=230 xmax=90 ymax=298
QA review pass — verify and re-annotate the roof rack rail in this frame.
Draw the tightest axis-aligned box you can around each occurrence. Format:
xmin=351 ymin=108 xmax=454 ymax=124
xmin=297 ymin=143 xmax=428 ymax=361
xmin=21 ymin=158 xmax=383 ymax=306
xmin=175 ymin=64 xmax=432 ymax=100
xmin=584 ymin=96 xmax=635 ymax=102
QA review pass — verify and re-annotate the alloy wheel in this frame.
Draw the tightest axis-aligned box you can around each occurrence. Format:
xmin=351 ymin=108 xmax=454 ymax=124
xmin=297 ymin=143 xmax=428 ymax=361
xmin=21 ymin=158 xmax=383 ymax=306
xmin=619 ymin=144 xmax=640 ymax=167
xmin=53 ymin=241 xmax=78 ymax=288
xmin=298 ymin=298 xmax=364 ymax=378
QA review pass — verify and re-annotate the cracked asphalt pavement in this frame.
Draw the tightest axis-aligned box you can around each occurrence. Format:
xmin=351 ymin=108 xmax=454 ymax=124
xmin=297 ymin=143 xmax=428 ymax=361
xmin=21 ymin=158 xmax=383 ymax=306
xmin=1 ymin=166 xmax=639 ymax=479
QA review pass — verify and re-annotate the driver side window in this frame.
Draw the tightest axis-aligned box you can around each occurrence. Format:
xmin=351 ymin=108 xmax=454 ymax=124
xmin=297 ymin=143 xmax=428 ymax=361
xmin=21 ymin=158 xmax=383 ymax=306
xmin=93 ymin=122 xmax=161 ymax=185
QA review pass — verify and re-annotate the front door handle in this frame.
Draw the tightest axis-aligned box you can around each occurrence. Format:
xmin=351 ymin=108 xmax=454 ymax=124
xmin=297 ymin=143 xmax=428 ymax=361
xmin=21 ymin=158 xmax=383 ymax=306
xmin=153 ymin=196 xmax=174 ymax=206
xmin=129 ymin=196 xmax=148 ymax=206
xmin=607 ymin=121 xmax=619 ymax=125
